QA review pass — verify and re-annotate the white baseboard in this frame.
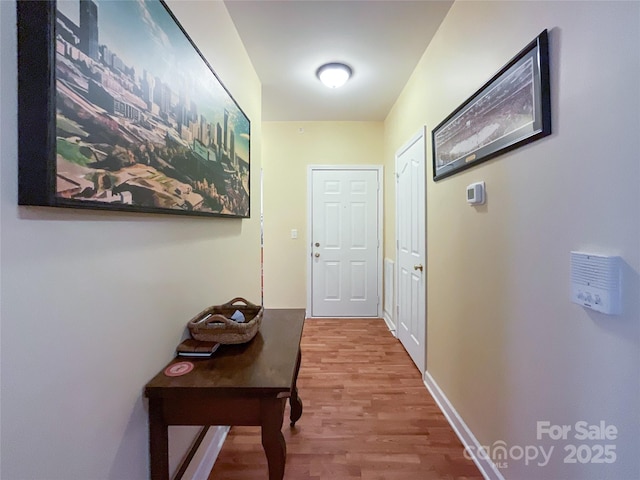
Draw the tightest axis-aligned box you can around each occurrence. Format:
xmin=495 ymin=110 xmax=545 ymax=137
xmin=382 ymin=311 xmax=396 ymax=336
xmin=423 ymin=372 xmax=505 ymax=480
xmin=182 ymin=426 xmax=230 ymax=480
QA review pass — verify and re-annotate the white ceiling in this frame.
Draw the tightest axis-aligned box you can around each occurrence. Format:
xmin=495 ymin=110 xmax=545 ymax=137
xmin=224 ymin=0 xmax=454 ymax=121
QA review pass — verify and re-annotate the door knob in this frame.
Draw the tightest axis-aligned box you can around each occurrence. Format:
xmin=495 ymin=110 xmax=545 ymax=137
xmin=414 ymin=264 xmax=423 ymax=271
xmin=315 ymin=253 xmax=320 ymax=258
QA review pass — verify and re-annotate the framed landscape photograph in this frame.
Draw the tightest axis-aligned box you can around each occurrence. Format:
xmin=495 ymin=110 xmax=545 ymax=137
xmin=432 ymin=30 xmax=551 ymax=181
xmin=17 ymin=0 xmax=250 ymax=218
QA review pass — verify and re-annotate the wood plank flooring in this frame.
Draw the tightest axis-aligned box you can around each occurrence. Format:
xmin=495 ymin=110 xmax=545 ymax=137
xmin=208 ymin=318 xmax=482 ymax=480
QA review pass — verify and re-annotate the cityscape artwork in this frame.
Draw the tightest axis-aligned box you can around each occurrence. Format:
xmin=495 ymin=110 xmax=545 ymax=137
xmin=18 ymin=0 xmax=250 ymax=218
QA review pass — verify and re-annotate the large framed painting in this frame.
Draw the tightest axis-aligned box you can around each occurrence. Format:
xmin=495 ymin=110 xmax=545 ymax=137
xmin=17 ymin=0 xmax=250 ymax=218
xmin=432 ymin=30 xmax=551 ymax=181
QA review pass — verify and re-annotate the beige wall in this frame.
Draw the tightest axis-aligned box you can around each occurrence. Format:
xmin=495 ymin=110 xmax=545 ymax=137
xmin=0 ymin=1 xmax=261 ymax=478
xmin=262 ymin=121 xmax=384 ymax=308
xmin=384 ymin=1 xmax=639 ymax=479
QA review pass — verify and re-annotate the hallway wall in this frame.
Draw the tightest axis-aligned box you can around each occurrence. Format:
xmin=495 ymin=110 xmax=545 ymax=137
xmin=383 ymin=1 xmax=640 ymax=479
xmin=262 ymin=121 xmax=384 ymax=309
xmin=0 ymin=1 xmax=261 ymax=478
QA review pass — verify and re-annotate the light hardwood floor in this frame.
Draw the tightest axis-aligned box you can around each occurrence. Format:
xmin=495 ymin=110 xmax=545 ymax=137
xmin=208 ymin=318 xmax=483 ymax=479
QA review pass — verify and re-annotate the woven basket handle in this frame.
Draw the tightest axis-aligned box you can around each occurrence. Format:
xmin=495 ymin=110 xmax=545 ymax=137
xmin=222 ymin=297 xmax=257 ymax=308
xmin=192 ymin=312 xmax=235 ymax=327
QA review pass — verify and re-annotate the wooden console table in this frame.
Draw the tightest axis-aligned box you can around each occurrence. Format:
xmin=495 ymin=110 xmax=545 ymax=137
xmin=144 ymin=308 xmax=305 ymax=480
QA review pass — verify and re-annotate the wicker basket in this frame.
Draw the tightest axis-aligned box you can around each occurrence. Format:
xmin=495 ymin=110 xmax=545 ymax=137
xmin=187 ymin=297 xmax=263 ymax=344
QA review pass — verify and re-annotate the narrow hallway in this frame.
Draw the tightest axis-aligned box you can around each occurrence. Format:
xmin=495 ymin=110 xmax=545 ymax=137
xmin=209 ymin=319 xmax=482 ymax=479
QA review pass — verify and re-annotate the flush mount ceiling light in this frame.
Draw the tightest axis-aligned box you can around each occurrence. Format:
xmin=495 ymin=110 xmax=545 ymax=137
xmin=316 ymin=62 xmax=353 ymax=89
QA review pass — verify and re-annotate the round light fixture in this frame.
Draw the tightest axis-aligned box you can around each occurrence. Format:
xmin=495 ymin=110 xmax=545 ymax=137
xmin=316 ymin=62 xmax=353 ymax=89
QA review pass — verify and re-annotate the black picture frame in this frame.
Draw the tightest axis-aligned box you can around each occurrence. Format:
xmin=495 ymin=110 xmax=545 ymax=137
xmin=17 ymin=0 xmax=251 ymax=218
xmin=432 ymin=30 xmax=551 ymax=181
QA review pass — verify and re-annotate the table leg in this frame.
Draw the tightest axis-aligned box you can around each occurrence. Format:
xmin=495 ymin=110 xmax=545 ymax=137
xmin=260 ymin=397 xmax=287 ymax=480
xmin=289 ymin=349 xmax=303 ymax=427
xmin=148 ymin=397 xmax=169 ymax=480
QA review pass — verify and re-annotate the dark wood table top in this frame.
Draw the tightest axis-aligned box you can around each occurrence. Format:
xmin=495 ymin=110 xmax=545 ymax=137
xmin=145 ymin=309 xmax=305 ymax=398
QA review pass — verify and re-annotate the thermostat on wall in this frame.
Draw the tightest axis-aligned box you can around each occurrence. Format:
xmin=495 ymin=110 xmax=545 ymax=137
xmin=466 ymin=182 xmax=485 ymax=205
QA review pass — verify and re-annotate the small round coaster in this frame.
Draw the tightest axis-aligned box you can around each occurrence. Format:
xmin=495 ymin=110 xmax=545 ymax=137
xmin=164 ymin=361 xmax=194 ymax=377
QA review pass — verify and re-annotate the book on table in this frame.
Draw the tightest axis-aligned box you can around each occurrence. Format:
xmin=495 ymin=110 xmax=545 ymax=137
xmin=176 ymin=339 xmax=220 ymax=357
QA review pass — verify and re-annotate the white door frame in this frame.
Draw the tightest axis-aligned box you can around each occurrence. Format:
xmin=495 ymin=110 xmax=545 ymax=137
xmin=306 ymin=165 xmax=383 ymax=318
xmin=395 ymin=127 xmax=427 ymax=372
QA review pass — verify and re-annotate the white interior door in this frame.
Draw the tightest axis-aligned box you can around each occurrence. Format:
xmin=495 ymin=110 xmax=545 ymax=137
xmin=396 ymin=129 xmax=426 ymax=373
xmin=310 ymin=168 xmax=380 ymax=317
